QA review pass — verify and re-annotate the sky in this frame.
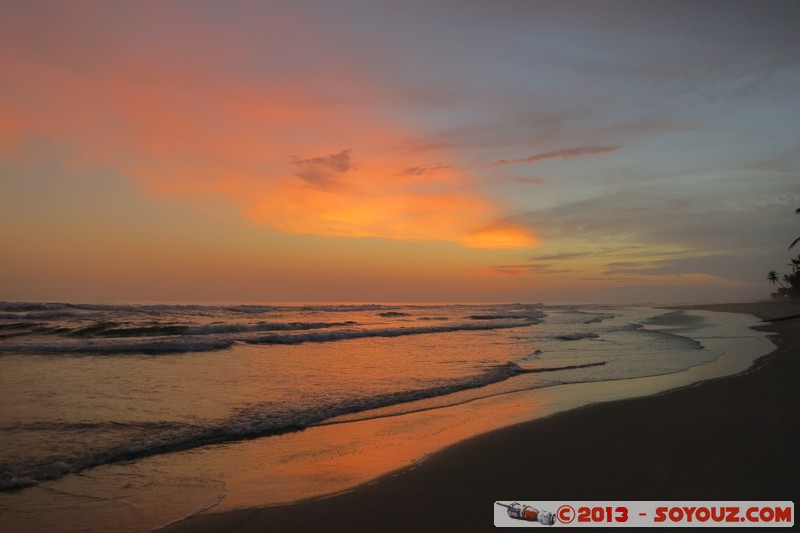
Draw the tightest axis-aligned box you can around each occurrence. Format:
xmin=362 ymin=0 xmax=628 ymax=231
xmin=1 ymin=0 xmax=799 ymax=304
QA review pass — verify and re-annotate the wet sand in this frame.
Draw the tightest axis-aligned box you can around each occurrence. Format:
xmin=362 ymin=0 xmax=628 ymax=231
xmin=161 ymin=302 xmax=800 ymax=532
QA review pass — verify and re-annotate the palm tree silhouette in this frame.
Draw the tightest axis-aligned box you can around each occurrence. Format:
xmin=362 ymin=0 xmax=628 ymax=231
xmin=790 ymin=208 xmax=800 ymax=250
xmin=767 ymin=270 xmax=786 ymax=289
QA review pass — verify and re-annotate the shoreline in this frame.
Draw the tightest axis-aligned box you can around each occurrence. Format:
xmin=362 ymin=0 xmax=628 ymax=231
xmin=161 ymin=301 xmax=800 ymax=532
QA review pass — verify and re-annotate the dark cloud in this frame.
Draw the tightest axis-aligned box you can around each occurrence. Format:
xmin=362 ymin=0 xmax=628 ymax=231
xmin=402 ymin=163 xmax=450 ymax=176
xmin=291 ymin=149 xmax=353 ymax=187
xmin=603 ymin=254 xmax=755 ymax=282
xmin=488 ymin=146 xmax=621 ymax=167
xmin=503 ymin=177 xmax=545 ymax=186
xmin=529 ymin=247 xmax=649 ymax=262
xmin=516 ymin=185 xmax=797 ymax=254
xmin=510 ymin=187 xmax=798 ymax=285
xmin=580 ymin=277 xmax=642 ymax=284
xmin=485 ymin=264 xmax=573 ymax=276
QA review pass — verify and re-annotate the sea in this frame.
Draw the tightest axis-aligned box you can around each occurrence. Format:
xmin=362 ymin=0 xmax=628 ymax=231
xmin=0 ymin=301 xmax=775 ymax=532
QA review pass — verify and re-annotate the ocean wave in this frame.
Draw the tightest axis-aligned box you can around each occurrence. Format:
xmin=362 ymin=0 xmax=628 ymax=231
xmin=246 ymin=321 xmax=538 ymax=346
xmin=556 ymin=332 xmax=600 ymax=341
xmin=63 ymin=321 xmax=352 ymax=338
xmin=0 ymin=322 xmax=39 ymax=331
xmin=0 ymin=339 xmax=235 ymax=356
xmin=638 ymin=325 xmax=705 ymax=350
xmin=612 ymin=323 xmax=705 ymax=351
xmin=0 ymin=353 xmax=621 ymax=491
xmin=582 ymin=314 xmax=616 ymax=324
xmin=298 ymin=304 xmax=391 ymax=313
xmin=0 ymin=303 xmax=726 ymax=495
xmin=0 ymin=301 xmax=276 ymax=317
xmin=0 ymin=322 xmax=49 ymax=340
xmin=0 ymin=361 xmax=524 ymax=491
xmin=0 ymin=303 xmax=54 ymax=312
xmin=1 ymin=420 xmax=190 ymax=433
xmin=0 ymin=319 xmax=538 ymax=355
xmin=468 ymin=309 xmax=547 ymax=321
xmin=0 ymin=310 xmax=80 ymax=320
xmin=514 ymin=361 xmax=607 ymax=373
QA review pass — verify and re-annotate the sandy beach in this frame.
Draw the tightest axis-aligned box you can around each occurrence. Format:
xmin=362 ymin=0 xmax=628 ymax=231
xmin=159 ymin=301 xmax=800 ymax=532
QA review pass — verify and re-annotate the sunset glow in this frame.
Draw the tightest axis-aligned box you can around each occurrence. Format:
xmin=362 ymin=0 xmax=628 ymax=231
xmin=1 ymin=1 xmax=798 ymax=303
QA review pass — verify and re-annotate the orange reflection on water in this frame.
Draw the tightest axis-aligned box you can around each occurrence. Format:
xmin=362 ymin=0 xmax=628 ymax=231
xmin=202 ymin=390 xmax=552 ymax=510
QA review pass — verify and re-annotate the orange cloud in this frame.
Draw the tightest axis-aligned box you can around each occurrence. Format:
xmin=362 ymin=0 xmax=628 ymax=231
xmin=401 ymin=163 xmax=451 ymax=176
xmin=469 ymin=264 xmax=573 ymax=276
xmin=488 ymin=146 xmax=621 ymax=167
xmin=0 ymin=4 xmax=538 ymax=250
xmin=290 ymin=149 xmax=354 ymax=188
xmin=458 ymin=221 xmax=539 ymax=249
xmin=238 ymin=156 xmax=504 ymax=243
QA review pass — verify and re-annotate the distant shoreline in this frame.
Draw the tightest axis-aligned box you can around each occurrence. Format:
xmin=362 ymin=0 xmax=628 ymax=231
xmin=161 ymin=301 xmax=800 ymax=532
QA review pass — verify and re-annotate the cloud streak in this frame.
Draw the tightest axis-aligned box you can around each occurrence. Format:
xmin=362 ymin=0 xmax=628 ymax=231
xmin=472 ymin=264 xmax=573 ymax=276
xmin=291 ymin=149 xmax=354 ymax=188
xmin=487 ymin=146 xmax=621 ymax=167
xmin=402 ymin=163 xmax=451 ymax=176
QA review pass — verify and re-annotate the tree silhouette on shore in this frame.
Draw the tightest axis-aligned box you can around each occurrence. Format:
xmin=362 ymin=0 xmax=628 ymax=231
xmin=790 ymin=208 xmax=800 ymax=250
xmin=767 ymin=270 xmax=785 ymax=289
xmin=767 ymin=208 xmax=800 ymax=300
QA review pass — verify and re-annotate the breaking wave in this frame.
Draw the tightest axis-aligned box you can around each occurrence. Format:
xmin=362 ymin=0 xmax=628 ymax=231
xmin=0 ymin=360 xmax=526 ymax=491
xmin=556 ymin=332 xmax=600 ymax=341
xmin=0 ymin=320 xmax=540 ymax=356
xmin=0 ymin=300 xmax=733 ymax=498
xmin=0 ymin=301 xmax=545 ymax=356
